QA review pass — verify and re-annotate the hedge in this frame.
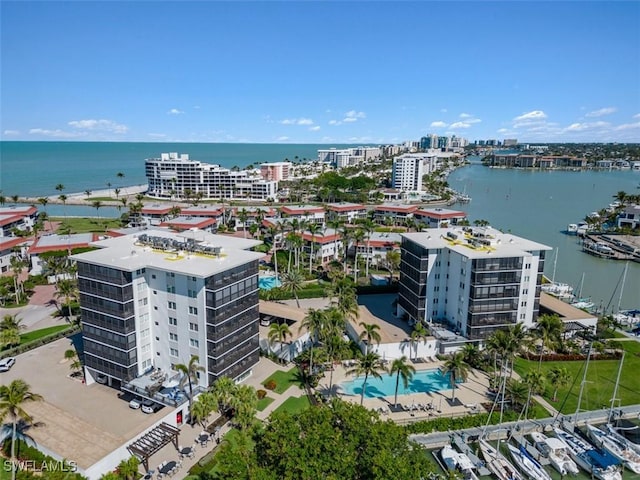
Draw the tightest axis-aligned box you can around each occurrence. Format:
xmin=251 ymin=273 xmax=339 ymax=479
xmin=405 ymin=410 xmax=525 ymax=435
xmin=1 ymin=325 xmax=81 ymax=357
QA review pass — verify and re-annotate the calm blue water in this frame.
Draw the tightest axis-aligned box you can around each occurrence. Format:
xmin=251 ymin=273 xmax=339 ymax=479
xmin=258 ymin=276 xmax=281 ymax=290
xmin=448 ymin=158 xmax=640 ymax=310
xmin=0 ymin=141 xmax=362 ymax=197
xmin=341 ymin=369 xmax=452 ymax=398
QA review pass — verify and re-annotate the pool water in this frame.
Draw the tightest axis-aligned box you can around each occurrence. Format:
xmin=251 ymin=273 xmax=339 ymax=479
xmin=341 ymin=368 xmax=453 ymax=398
xmin=259 ymin=276 xmax=281 ymax=290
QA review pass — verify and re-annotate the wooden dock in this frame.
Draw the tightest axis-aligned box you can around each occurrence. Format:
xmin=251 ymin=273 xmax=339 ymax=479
xmin=583 ymin=234 xmax=640 ymax=262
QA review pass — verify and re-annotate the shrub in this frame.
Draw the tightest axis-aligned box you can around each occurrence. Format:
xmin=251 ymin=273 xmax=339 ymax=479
xmin=257 ymin=389 xmax=267 ymax=399
xmin=264 ymin=379 xmax=277 ymax=391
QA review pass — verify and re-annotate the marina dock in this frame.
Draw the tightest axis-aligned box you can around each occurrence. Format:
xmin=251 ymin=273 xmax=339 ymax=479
xmin=582 ymin=234 xmax=640 ymax=262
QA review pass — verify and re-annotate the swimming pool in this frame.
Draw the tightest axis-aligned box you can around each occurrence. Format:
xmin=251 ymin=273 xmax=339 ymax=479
xmin=340 ymin=368 xmax=453 ymax=398
xmin=258 ymin=276 xmax=281 ymax=290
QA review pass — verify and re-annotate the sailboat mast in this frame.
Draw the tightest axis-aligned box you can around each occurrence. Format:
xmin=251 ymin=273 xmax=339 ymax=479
xmin=578 ymin=272 xmax=585 ymax=299
xmin=552 ymin=248 xmax=558 ymax=283
xmin=609 ymin=351 xmax=625 ymax=421
xmin=616 ymin=262 xmax=628 ymax=315
xmin=574 ymin=342 xmax=592 ymax=426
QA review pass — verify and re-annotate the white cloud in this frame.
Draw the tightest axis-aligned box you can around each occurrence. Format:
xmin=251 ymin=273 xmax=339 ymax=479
xmin=440 ymin=108 xmax=448 ymax=113
xmin=466 ymin=118 xmax=482 ymax=124
xmin=276 ymin=136 xmax=290 ymax=142
xmin=343 ymin=117 xmax=358 ymax=123
xmin=309 ymin=126 xmax=321 ymax=131
xmin=430 ymin=121 xmax=448 ymax=128
xmin=328 ymin=119 xmax=341 ymax=126
xmin=345 ymin=110 xmax=366 ymax=120
xmin=68 ymin=119 xmax=128 ymax=133
xmin=614 ymin=122 xmax=640 ymax=131
xmin=193 ymin=105 xmax=201 ymax=110
xmin=459 ymin=113 xmax=472 ymax=118
xmin=3 ymin=130 xmax=20 ymax=136
xmin=167 ymin=108 xmax=184 ymax=115
xmin=148 ymin=133 xmax=167 ymax=138
xmin=566 ymin=121 xmax=610 ymax=132
xmin=449 ymin=121 xmax=471 ymax=129
xmin=29 ymin=128 xmax=84 ymax=138
xmin=633 ymin=113 xmax=640 ymax=119
xmin=513 ymin=110 xmax=547 ymax=122
xmin=585 ymin=107 xmax=616 ymax=118
xmin=279 ymin=118 xmax=314 ymax=126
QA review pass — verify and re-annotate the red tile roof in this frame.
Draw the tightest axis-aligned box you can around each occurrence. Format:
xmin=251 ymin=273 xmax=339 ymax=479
xmin=0 ymin=237 xmax=29 ymax=251
xmin=326 ymin=204 xmax=366 ymax=212
xmin=28 ymin=234 xmax=99 ymax=254
xmin=160 ymin=218 xmax=217 ymax=230
xmin=414 ymin=209 xmax=466 ymax=219
xmin=281 ymin=206 xmax=325 ymax=215
xmin=141 ymin=205 xmax=173 ymax=215
xmin=0 ymin=214 xmax=25 ymax=227
xmin=374 ymin=205 xmax=418 ymax=213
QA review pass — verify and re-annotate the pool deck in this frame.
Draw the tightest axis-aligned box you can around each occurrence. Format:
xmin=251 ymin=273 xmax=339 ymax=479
xmin=322 ymin=360 xmax=492 ymax=421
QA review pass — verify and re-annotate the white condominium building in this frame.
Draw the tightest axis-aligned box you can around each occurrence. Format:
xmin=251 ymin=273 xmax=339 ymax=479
xmin=397 ymin=227 xmax=551 ymax=339
xmin=145 ymin=152 xmax=277 ymax=201
xmin=391 ymin=154 xmax=427 ymax=191
xmin=260 ymin=162 xmax=292 ymax=182
xmin=72 ymin=230 xmax=264 ymax=398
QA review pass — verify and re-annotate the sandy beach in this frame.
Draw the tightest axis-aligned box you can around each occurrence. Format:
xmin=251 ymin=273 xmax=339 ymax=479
xmin=17 ymin=184 xmax=150 ymax=206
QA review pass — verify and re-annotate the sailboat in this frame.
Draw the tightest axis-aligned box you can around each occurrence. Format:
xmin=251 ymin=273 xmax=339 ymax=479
xmin=529 ymin=431 xmax=579 ymax=475
xmin=586 ymin=424 xmax=640 ymax=473
xmin=553 ymin=427 xmax=621 ymax=480
xmin=439 ymin=444 xmax=480 ymax=480
xmin=505 ymin=443 xmax=552 ymax=480
xmin=479 ymin=440 xmax=524 ymax=480
xmin=554 ymin=344 xmax=621 ymax=480
xmin=541 ymin=248 xmax=574 ymax=301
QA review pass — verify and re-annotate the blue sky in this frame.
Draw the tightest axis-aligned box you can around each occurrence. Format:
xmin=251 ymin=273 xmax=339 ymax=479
xmin=1 ymin=1 xmax=639 ymax=144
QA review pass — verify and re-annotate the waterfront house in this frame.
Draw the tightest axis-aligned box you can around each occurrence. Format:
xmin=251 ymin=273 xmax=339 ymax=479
xmin=413 ymin=208 xmax=467 ymax=229
xmin=0 ymin=205 xmax=38 ymax=237
xmin=373 ymin=204 xmax=418 ymax=226
xmin=325 ymin=202 xmax=367 ymax=224
xmin=140 ymin=204 xmax=173 ymax=226
xmin=617 ymin=204 xmax=640 ymax=230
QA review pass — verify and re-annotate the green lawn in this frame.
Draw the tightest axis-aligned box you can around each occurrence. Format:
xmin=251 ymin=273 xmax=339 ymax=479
xmin=52 ymin=217 xmax=121 ymax=232
xmin=513 ymin=340 xmax=640 ymax=414
xmin=272 ymin=395 xmax=311 ymax=415
xmin=257 ymin=396 xmax=275 ymax=411
xmin=20 ymin=324 xmax=70 ymax=344
xmin=262 ymin=367 xmax=304 ymax=394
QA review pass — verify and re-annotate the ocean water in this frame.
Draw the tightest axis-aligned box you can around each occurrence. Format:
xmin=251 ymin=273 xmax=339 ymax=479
xmin=448 ymin=158 xmax=640 ymax=310
xmin=0 ymin=141 xmax=358 ymax=197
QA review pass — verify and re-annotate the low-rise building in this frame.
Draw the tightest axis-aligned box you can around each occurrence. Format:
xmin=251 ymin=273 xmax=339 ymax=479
xmin=413 ymin=208 xmax=467 ymax=228
xmin=0 ymin=205 xmax=38 ymax=237
xmin=28 ymin=233 xmax=98 ymax=275
xmin=301 ymin=228 xmax=342 ymax=264
xmin=0 ymin=237 xmax=29 ymax=274
xmin=280 ymin=205 xmax=325 ymax=225
xmin=352 ymin=232 xmax=401 ymax=267
xmin=618 ymin=204 xmax=640 ymax=230
xmin=373 ymin=204 xmax=418 ymax=225
xmin=325 ymin=203 xmax=367 ymax=224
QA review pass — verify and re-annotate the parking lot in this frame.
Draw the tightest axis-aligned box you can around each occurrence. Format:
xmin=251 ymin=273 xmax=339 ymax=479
xmin=1 ymin=334 xmax=166 ymax=470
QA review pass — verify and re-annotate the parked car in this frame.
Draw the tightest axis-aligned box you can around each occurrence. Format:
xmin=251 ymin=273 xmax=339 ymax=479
xmin=0 ymin=357 xmax=16 ymax=372
xmin=141 ymin=399 xmax=162 ymax=414
xmin=129 ymin=397 xmax=142 ymax=409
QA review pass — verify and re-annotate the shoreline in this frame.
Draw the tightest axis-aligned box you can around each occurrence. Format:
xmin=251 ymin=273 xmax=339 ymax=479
xmin=17 ymin=184 xmax=149 ymax=206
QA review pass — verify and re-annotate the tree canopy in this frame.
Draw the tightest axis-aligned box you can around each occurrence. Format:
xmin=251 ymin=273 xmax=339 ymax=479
xmin=208 ymin=399 xmax=435 ymax=480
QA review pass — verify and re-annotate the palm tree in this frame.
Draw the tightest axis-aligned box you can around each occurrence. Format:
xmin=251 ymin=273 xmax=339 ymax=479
xmin=535 ymin=314 xmax=563 ymax=370
xmin=0 ymin=418 xmax=43 ymax=459
xmin=506 ymin=379 xmax=529 ymax=413
xmin=347 ymin=352 xmax=384 ymax=405
xmin=334 ymin=289 xmax=359 ymax=323
xmin=358 ymin=322 xmax=381 ymax=354
xmin=175 ymin=355 xmax=205 ymax=424
xmin=210 ymin=376 xmax=237 ymax=415
xmin=37 ymin=197 xmax=53 ymax=232
xmin=238 ymin=208 xmax=249 ymax=238
xmin=389 ymin=356 xmax=415 ymax=408
xmin=307 ymin=222 xmax=321 ymax=273
xmin=410 ymin=322 xmax=429 ymax=360
xmin=0 ymin=379 xmax=43 ymax=480
xmin=460 ymin=343 xmax=481 ymax=368
xmin=229 ymin=384 xmax=258 ymax=430
xmin=547 ymin=366 xmax=571 ymax=402
xmin=299 ymin=308 xmax=326 ymax=377
xmin=116 ymin=456 xmax=140 ymax=480
xmin=0 ymin=314 xmax=25 ymax=332
xmin=523 ymin=370 xmax=546 ymax=418
xmin=92 ymin=200 xmax=103 ymax=219
xmin=190 ymin=392 xmax=215 ymax=428
xmin=268 ymin=322 xmax=292 ymax=360
xmin=442 ymin=352 xmax=470 ymax=403
xmin=281 ymin=270 xmax=304 ymax=308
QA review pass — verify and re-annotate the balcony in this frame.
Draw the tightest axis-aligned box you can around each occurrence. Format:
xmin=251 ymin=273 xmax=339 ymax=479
xmin=121 ymin=368 xmax=205 ymax=408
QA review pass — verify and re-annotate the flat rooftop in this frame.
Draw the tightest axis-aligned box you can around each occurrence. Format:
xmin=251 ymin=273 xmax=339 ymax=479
xmin=540 ymin=292 xmax=597 ymax=322
xmin=71 ymin=229 xmax=264 ymax=276
xmin=402 ymin=227 xmax=552 ymax=259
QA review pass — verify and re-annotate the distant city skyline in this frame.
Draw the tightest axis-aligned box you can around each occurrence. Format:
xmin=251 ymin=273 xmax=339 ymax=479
xmin=1 ymin=2 xmax=639 ymax=144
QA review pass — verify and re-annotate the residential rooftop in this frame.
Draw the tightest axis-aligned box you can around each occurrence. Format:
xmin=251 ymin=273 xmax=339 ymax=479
xmin=71 ymin=229 xmax=264 ymax=277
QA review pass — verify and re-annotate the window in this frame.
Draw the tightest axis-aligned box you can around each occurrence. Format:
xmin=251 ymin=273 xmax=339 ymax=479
xmin=190 ymin=338 xmax=199 ymax=348
xmin=520 ymin=313 xmax=526 ymax=320
xmin=153 ymin=290 xmax=157 ymax=295
xmin=167 ymin=272 xmax=175 ymax=278
xmin=521 ymin=301 xmax=527 ymax=307
xmin=189 ymin=306 xmax=198 ymax=315
xmin=188 ymin=289 xmax=197 ymax=298
xmin=166 ymin=285 xmax=176 ymax=294
xmin=191 ymin=276 xmax=197 ymax=282
xmin=169 ymin=332 xmax=178 ymax=341
xmin=152 ymin=274 xmax=156 ymax=279
xmin=189 ymin=322 xmax=199 ymax=332
xmin=168 ymin=301 xmax=176 ymax=309
xmin=170 ymin=348 xmax=179 ymax=357
xmin=169 ymin=317 xmax=177 ymax=326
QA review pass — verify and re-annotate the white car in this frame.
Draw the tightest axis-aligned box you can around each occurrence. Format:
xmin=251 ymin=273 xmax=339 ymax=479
xmin=129 ymin=397 xmax=142 ymax=409
xmin=0 ymin=357 xmax=16 ymax=372
xmin=141 ymin=399 xmax=161 ymax=414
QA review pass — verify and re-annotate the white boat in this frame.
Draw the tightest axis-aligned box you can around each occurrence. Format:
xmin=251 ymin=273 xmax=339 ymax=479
xmin=439 ymin=444 xmax=480 ymax=480
xmin=506 ymin=443 xmax=552 ymax=480
xmin=479 ymin=439 xmax=524 ymax=480
xmin=571 ymin=299 xmax=596 ymax=312
xmin=606 ymin=424 xmax=640 ymax=455
xmin=530 ymin=431 xmax=580 ymax=475
xmin=553 ymin=427 xmax=621 ymax=480
xmin=586 ymin=424 xmax=640 ymax=474
xmin=567 ymin=223 xmax=578 ymax=234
